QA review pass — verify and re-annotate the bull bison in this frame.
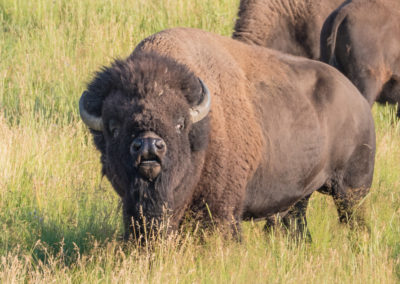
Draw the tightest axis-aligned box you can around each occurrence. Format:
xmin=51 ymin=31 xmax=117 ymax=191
xmin=233 ymin=0 xmax=344 ymax=59
xmin=320 ymin=0 xmax=400 ymax=116
xmin=79 ymin=28 xmax=375 ymax=240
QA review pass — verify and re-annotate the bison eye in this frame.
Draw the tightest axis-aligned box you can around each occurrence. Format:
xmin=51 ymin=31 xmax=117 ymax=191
xmin=108 ymin=119 xmax=120 ymax=138
xmin=175 ymin=117 xmax=185 ymax=133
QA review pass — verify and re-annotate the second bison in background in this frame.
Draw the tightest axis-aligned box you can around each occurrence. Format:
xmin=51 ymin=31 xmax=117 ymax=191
xmin=233 ymin=0 xmax=344 ymax=59
xmin=79 ymin=28 xmax=375 ymax=240
xmin=320 ymin=0 xmax=400 ymax=116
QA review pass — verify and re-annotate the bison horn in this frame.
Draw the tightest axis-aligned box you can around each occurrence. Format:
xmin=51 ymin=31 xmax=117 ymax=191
xmin=190 ymin=79 xmax=211 ymax=124
xmin=79 ymin=91 xmax=104 ymax=131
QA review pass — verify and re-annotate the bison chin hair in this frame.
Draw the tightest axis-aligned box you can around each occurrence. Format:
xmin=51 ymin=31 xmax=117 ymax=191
xmin=128 ymin=168 xmax=174 ymax=219
xmin=124 ymin=172 xmax=177 ymax=240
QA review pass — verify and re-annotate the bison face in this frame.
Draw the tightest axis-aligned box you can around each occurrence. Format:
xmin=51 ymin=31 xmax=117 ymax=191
xmin=79 ymin=52 xmax=211 ymax=233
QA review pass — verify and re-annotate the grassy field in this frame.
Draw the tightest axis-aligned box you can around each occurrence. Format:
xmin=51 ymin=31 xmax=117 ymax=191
xmin=1 ymin=0 xmax=399 ymax=282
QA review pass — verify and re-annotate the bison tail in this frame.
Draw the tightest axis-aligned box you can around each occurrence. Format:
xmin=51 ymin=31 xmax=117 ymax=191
xmin=320 ymin=4 xmax=350 ymax=66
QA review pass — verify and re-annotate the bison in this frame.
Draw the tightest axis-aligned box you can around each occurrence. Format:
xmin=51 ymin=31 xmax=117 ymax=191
xmin=79 ymin=28 xmax=375 ymax=240
xmin=320 ymin=0 xmax=400 ymax=116
xmin=233 ymin=0 xmax=344 ymax=59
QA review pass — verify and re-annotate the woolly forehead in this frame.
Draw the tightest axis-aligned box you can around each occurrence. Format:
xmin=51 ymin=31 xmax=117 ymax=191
xmin=89 ymin=51 xmax=203 ymax=106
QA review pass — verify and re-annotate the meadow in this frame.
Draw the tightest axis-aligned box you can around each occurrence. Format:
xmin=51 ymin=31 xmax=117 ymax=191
xmin=0 ymin=0 xmax=399 ymax=282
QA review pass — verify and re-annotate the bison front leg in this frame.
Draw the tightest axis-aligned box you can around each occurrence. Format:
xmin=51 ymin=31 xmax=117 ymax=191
xmin=207 ymin=211 xmax=242 ymax=241
xmin=122 ymin=198 xmax=136 ymax=241
xmin=187 ymin=199 xmax=242 ymax=240
xmin=202 ymin=201 xmax=243 ymax=241
xmin=219 ymin=217 xmax=242 ymax=241
xmin=121 ymin=194 xmax=146 ymax=242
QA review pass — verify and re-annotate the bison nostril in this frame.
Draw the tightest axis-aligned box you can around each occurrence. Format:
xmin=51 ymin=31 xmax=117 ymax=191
xmin=132 ymin=140 xmax=142 ymax=152
xmin=155 ymin=140 xmax=165 ymax=150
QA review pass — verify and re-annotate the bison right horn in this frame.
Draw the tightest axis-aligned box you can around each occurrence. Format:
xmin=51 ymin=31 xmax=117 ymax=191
xmin=189 ymin=79 xmax=211 ymax=124
xmin=79 ymin=91 xmax=104 ymax=131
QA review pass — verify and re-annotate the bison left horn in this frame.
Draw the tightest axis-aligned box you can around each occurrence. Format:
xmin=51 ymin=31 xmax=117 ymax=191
xmin=79 ymin=91 xmax=104 ymax=131
xmin=190 ymin=79 xmax=211 ymax=124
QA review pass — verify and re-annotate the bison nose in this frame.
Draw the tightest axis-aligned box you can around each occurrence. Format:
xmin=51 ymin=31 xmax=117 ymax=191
xmin=130 ymin=137 xmax=166 ymax=159
xmin=130 ymin=132 xmax=167 ymax=180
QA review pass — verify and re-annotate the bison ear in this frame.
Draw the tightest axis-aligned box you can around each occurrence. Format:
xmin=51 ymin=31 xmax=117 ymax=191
xmin=189 ymin=117 xmax=209 ymax=152
xmin=79 ymin=91 xmax=104 ymax=131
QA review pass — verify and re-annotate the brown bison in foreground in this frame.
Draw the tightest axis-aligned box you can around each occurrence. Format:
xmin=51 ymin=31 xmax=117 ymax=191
xmin=233 ymin=0 xmax=344 ymax=59
xmin=320 ymin=0 xmax=400 ymax=116
xmin=79 ymin=28 xmax=375 ymax=240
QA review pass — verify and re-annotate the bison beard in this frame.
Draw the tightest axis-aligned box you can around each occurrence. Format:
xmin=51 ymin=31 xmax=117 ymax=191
xmin=123 ymin=175 xmax=169 ymax=239
xmin=80 ymin=28 xmax=375 ymax=241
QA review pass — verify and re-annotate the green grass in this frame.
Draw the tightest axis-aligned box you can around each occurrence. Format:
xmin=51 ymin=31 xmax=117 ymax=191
xmin=0 ymin=0 xmax=399 ymax=282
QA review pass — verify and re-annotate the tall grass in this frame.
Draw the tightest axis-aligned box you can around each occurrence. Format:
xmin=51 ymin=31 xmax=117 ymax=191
xmin=0 ymin=0 xmax=399 ymax=282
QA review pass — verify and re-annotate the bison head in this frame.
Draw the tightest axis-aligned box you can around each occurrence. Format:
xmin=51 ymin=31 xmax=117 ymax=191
xmin=79 ymin=51 xmax=211 ymax=236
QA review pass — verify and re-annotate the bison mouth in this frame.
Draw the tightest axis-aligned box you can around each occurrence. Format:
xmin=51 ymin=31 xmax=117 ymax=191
xmin=137 ymin=156 xmax=162 ymax=181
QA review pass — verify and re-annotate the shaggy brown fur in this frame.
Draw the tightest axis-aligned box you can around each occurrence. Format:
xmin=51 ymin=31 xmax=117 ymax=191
xmin=320 ymin=0 xmax=400 ymax=116
xmin=80 ymin=28 xmax=375 ymax=239
xmin=233 ymin=0 xmax=344 ymax=59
